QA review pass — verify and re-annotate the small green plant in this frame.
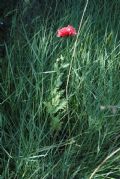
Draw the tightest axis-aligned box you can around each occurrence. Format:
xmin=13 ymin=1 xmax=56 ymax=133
xmin=44 ymin=55 xmax=69 ymax=131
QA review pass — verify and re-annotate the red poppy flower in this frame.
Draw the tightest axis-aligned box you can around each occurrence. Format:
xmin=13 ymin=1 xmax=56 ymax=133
xmin=57 ymin=25 xmax=77 ymax=37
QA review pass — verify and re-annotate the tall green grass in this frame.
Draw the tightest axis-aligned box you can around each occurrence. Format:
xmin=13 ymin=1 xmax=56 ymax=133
xmin=1 ymin=0 xmax=120 ymax=178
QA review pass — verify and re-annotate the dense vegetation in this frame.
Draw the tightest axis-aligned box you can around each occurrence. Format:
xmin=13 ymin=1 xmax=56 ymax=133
xmin=1 ymin=0 xmax=120 ymax=178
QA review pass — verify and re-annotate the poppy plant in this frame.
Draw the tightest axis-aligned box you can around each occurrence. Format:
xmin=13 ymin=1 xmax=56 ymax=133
xmin=57 ymin=25 xmax=77 ymax=37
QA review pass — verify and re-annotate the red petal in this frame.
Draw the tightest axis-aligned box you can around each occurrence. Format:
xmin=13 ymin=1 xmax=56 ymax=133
xmin=57 ymin=25 xmax=77 ymax=37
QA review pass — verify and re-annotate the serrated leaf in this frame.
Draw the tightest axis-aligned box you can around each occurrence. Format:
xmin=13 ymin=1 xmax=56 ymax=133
xmin=61 ymin=63 xmax=69 ymax=68
xmin=53 ymin=100 xmax=67 ymax=113
xmin=51 ymin=116 xmax=62 ymax=131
